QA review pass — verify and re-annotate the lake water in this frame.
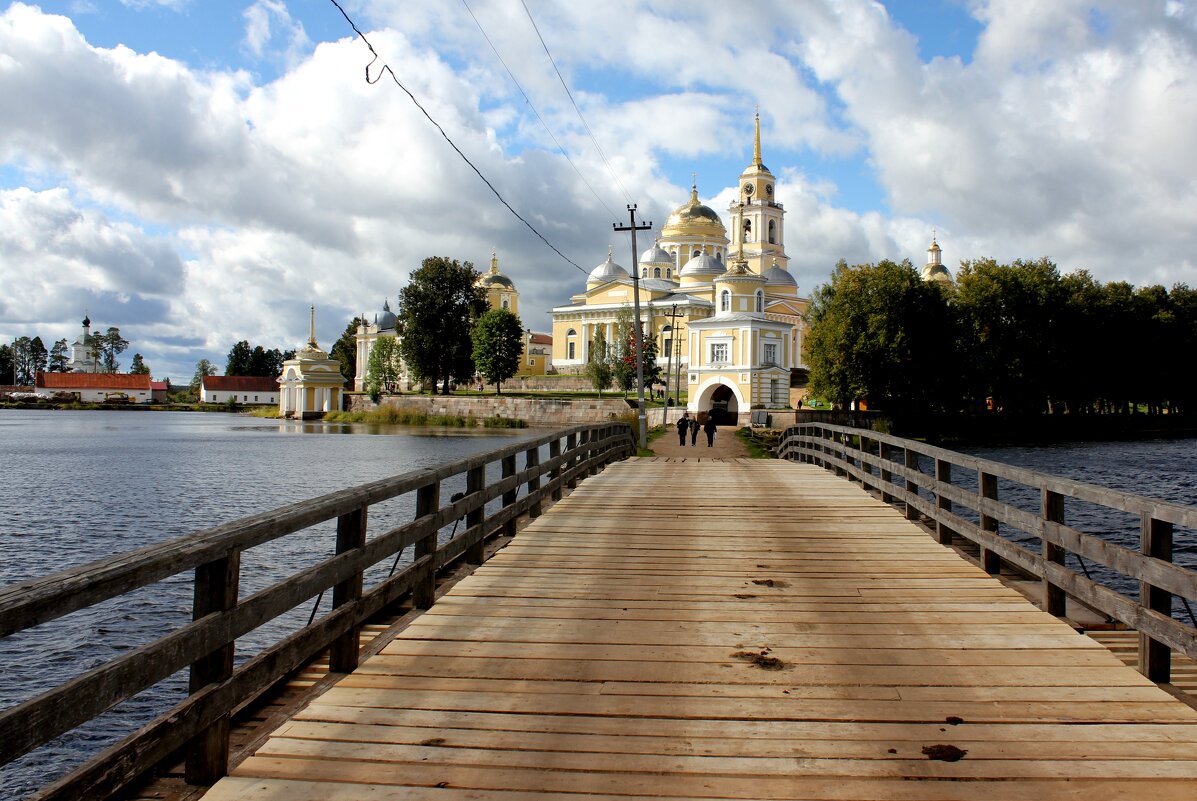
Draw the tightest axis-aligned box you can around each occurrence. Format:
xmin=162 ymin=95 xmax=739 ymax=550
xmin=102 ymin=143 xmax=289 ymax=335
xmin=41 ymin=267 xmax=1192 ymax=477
xmin=0 ymin=409 xmax=539 ymax=798
xmin=0 ymin=412 xmax=1194 ymax=797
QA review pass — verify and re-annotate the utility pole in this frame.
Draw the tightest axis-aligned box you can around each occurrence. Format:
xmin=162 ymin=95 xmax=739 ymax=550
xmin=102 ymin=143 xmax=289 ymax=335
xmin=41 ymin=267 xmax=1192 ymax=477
xmin=664 ymin=303 xmax=678 ymax=426
xmin=613 ymin=205 xmax=652 ymax=450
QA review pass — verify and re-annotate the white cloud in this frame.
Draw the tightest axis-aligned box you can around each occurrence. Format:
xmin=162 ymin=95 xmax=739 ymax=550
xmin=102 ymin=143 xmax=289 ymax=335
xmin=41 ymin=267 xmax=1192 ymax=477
xmin=2 ymin=1 xmax=1197 ymax=380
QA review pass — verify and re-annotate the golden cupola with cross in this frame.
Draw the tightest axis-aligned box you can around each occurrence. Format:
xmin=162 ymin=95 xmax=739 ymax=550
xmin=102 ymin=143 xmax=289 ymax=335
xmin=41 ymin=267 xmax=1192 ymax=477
xmin=477 ymin=249 xmax=520 ymax=315
xmin=728 ymin=112 xmax=790 ymax=276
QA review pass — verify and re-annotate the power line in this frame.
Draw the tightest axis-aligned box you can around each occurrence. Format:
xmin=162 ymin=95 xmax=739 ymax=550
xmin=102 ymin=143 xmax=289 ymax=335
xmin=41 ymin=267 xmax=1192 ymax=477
xmin=460 ymin=0 xmax=621 ymax=220
xmin=519 ymin=0 xmax=634 ymax=206
xmin=326 ymin=0 xmax=588 ymax=275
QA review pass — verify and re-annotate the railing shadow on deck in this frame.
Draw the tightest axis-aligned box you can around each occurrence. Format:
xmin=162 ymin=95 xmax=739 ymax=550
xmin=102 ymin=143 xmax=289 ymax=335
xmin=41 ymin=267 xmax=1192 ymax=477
xmin=778 ymin=423 xmax=1197 ymax=687
xmin=0 ymin=422 xmax=635 ymax=801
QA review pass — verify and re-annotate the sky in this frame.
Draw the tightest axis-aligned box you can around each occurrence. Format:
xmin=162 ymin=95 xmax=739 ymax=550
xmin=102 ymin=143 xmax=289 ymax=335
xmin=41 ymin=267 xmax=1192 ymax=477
xmin=2 ymin=0 xmax=1196 ymax=382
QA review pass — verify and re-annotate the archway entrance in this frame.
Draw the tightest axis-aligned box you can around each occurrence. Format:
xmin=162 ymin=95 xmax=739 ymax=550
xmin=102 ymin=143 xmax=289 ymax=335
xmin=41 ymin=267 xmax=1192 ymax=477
xmin=708 ymin=384 xmax=738 ymax=426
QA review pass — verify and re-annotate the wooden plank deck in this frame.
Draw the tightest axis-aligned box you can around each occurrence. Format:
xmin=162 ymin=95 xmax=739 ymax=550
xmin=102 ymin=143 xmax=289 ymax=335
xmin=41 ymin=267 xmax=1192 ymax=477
xmin=203 ymin=459 xmax=1197 ymax=801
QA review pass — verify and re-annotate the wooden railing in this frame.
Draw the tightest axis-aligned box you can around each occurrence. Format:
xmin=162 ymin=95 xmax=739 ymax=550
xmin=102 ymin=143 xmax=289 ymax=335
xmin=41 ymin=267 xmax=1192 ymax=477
xmin=0 ymin=422 xmax=634 ymax=801
xmin=779 ymin=423 xmax=1197 ymax=683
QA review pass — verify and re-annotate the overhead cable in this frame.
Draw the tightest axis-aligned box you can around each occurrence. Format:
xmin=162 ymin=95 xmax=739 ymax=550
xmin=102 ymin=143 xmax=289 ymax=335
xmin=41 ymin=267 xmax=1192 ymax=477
xmin=461 ymin=0 xmax=621 ymax=220
xmin=519 ymin=0 xmax=634 ymax=206
xmin=326 ymin=0 xmax=588 ymax=275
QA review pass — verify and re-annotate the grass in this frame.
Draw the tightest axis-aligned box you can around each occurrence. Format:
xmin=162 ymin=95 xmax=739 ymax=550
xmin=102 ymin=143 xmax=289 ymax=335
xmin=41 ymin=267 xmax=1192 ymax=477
xmin=323 ymin=406 xmax=526 ymax=428
xmin=244 ymin=407 xmax=281 ymax=418
xmin=736 ymin=427 xmax=779 ymax=459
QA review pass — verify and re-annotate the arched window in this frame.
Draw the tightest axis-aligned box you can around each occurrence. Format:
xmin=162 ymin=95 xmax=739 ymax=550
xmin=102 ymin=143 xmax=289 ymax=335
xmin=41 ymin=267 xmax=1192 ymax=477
xmin=566 ymin=329 xmax=577 ymax=361
xmin=768 ymin=220 xmax=777 ymax=244
xmin=742 ymin=219 xmax=752 ymax=242
xmin=755 ymin=289 xmax=764 ymax=313
xmin=666 ymin=268 xmax=672 ymax=279
xmin=693 ymin=249 xmax=701 ymax=259
xmin=641 ymin=267 xmax=648 ymax=278
xmin=720 ymin=289 xmax=730 ymax=312
xmin=653 ymin=267 xmax=661 ymax=278
xmin=502 ymin=298 xmax=509 ymax=309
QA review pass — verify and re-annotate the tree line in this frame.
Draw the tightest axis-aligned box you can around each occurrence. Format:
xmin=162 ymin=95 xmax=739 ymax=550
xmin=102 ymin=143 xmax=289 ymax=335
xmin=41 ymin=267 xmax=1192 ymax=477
xmin=0 ymin=327 xmax=146 ymax=385
xmin=583 ymin=305 xmax=662 ymax=397
xmin=804 ymin=257 xmax=1197 ymax=419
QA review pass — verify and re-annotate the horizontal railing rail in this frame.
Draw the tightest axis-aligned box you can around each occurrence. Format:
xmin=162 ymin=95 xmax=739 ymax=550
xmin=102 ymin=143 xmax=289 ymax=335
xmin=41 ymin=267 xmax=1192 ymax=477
xmin=0 ymin=422 xmax=635 ymax=801
xmin=778 ymin=423 xmax=1197 ymax=686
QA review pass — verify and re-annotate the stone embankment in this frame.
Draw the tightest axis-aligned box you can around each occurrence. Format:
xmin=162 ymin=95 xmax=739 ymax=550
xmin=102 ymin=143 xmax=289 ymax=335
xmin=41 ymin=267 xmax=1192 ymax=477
xmin=347 ymin=394 xmax=634 ymax=427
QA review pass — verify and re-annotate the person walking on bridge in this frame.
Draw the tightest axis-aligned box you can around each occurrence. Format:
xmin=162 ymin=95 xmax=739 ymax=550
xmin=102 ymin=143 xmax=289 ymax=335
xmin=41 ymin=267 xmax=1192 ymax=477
xmin=690 ymin=412 xmax=700 ymax=446
xmin=703 ymin=413 xmax=717 ymax=447
xmin=677 ymin=412 xmax=690 ymax=446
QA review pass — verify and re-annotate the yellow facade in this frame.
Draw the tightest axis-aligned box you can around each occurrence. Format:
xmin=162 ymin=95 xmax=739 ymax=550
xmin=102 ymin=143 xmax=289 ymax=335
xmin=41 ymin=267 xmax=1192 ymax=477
xmin=550 ymin=113 xmax=809 ymax=423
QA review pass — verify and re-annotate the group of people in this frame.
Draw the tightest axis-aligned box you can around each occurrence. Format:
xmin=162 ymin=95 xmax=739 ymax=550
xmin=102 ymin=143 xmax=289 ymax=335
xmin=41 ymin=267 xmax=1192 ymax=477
xmin=676 ymin=411 xmax=717 ymax=447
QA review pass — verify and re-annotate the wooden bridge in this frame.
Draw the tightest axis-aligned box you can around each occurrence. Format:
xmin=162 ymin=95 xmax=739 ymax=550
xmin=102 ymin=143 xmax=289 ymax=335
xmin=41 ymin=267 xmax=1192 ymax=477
xmin=3 ymin=422 xmax=1197 ymax=800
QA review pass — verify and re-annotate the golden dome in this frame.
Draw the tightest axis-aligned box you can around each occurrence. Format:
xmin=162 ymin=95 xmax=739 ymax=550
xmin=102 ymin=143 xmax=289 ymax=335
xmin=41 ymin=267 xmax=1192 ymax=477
xmin=478 ymin=250 xmax=516 ymax=289
xmin=662 ymin=183 xmax=726 ymax=238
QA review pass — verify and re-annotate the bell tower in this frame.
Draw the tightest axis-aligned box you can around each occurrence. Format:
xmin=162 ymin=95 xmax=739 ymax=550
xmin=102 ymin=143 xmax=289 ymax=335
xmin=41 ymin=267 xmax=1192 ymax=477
xmin=728 ymin=111 xmax=788 ymax=274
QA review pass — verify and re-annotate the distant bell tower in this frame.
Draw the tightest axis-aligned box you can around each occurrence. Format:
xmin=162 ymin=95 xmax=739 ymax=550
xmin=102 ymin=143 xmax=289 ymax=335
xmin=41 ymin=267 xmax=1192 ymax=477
xmin=728 ymin=111 xmax=788 ymax=274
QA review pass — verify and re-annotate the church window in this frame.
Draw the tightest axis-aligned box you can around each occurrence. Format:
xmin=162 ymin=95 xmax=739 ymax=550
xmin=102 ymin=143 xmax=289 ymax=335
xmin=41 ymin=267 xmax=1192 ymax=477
xmin=755 ymin=289 xmax=764 ymax=313
xmin=502 ymin=298 xmax=509 ymax=309
xmin=763 ymin=342 xmax=778 ymax=365
xmin=642 ymin=267 xmax=648 ymax=278
xmin=666 ymin=268 xmax=672 ymax=279
xmin=768 ymin=220 xmax=776 ymax=244
xmin=743 ymin=219 xmax=752 ymax=242
xmin=568 ymin=342 xmax=575 ymax=360
xmin=693 ymin=249 xmax=701 ymax=259
xmin=653 ymin=267 xmax=661 ymax=278
xmin=710 ymin=342 xmax=729 ymax=363
xmin=720 ymin=290 xmax=730 ymax=312
xmin=664 ymin=338 xmax=672 ymax=358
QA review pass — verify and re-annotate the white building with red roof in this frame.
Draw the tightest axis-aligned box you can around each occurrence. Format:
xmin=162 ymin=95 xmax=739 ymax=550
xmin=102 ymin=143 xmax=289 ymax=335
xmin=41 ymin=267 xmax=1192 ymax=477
xmin=35 ymin=372 xmax=153 ymax=402
xmin=199 ymin=375 xmax=280 ymax=405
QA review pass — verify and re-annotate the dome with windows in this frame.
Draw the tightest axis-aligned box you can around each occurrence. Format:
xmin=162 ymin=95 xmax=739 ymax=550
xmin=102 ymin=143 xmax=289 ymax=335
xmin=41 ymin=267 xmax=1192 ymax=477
xmin=764 ymin=265 xmax=797 ymax=288
xmin=639 ymin=241 xmax=673 ymax=267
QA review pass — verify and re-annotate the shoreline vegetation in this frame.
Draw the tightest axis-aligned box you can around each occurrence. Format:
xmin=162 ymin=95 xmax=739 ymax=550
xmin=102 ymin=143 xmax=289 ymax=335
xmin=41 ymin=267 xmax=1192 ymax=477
xmin=322 ymin=407 xmax=527 ymax=428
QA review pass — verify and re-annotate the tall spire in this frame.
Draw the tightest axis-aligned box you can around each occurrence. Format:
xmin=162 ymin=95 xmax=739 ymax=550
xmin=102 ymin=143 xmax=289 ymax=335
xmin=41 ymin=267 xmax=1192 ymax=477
xmin=308 ymin=305 xmax=318 ymax=348
xmin=753 ymin=109 xmax=762 ymax=167
xmin=490 ymin=247 xmax=499 ymax=274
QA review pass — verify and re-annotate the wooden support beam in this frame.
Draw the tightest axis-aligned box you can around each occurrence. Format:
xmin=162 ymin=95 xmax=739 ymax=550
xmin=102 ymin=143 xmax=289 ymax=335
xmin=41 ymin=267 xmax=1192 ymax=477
xmin=935 ymin=458 xmax=954 ymax=546
xmin=1140 ymin=514 xmax=1174 ymax=682
xmin=1042 ymin=488 xmax=1067 ymax=617
xmin=464 ymin=466 xmax=486 ymax=565
xmin=329 ymin=506 xmax=368 ymax=673
xmin=413 ymin=481 xmax=440 ymax=609
xmin=979 ymin=471 xmax=1001 ymax=574
xmin=185 ymin=549 xmax=240 ymax=785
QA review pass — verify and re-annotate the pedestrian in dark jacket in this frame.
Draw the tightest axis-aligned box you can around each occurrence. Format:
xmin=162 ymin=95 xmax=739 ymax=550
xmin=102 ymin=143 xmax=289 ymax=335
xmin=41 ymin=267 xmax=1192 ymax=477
xmin=690 ymin=413 xmax=700 ymax=445
xmin=703 ymin=413 xmax=717 ymax=447
xmin=677 ymin=412 xmax=690 ymax=446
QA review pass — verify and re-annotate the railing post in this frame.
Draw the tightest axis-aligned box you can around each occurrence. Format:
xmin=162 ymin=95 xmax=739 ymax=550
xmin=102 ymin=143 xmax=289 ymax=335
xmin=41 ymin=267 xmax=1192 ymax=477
xmin=527 ymin=445 xmax=543 ymax=518
xmin=549 ymin=437 xmax=563 ymax=501
xmin=833 ymin=431 xmax=846 ymax=477
xmin=413 ymin=480 xmax=440 ymax=609
xmin=1139 ymin=514 xmax=1174 ymax=682
xmin=978 ymin=471 xmax=1001 ymax=574
xmin=880 ymin=442 xmax=894 ymax=504
xmin=566 ymin=432 xmax=578 ymax=489
xmin=185 ymin=548 xmax=240 ymax=785
xmin=501 ymin=453 xmax=518 ymax=535
xmin=1041 ymin=489 xmax=1067 ymax=617
xmin=464 ymin=465 xmax=486 ymax=565
xmin=904 ymin=448 xmax=919 ymax=521
xmin=329 ymin=506 xmax=368 ymax=672
xmin=935 ymin=459 xmax=953 ymax=546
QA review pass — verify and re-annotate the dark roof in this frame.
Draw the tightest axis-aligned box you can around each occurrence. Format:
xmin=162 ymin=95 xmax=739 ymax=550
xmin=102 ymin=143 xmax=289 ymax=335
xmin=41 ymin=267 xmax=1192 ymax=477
xmin=201 ymin=375 xmax=280 ymax=392
xmin=36 ymin=373 xmax=152 ymax=390
xmin=529 ymin=333 xmax=552 ymax=345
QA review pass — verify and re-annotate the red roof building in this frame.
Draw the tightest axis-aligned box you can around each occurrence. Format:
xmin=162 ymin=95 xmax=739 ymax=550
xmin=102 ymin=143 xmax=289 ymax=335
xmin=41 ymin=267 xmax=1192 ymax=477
xmin=199 ymin=375 xmax=280 ymax=405
xmin=34 ymin=372 xmax=153 ymax=402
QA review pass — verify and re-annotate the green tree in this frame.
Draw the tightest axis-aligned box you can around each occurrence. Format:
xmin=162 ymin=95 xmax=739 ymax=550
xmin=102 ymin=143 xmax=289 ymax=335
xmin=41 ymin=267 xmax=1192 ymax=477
xmin=397 ymin=256 xmax=488 ymax=395
xmin=48 ymin=338 xmax=69 ymax=372
xmin=584 ymin=326 xmax=613 ymax=396
xmin=803 ymin=259 xmax=960 ymax=417
xmin=331 ymin=316 xmax=365 ymax=383
xmin=365 ymin=336 xmax=403 ymax=400
xmin=955 ymin=258 xmax=1065 ymax=415
xmin=471 ymin=308 xmax=524 ymax=393
xmin=0 ymin=344 xmax=13 ymax=385
xmin=129 ymin=353 xmax=151 ymax=375
xmin=190 ymin=359 xmax=217 ymax=391
xmin=225 ymin=340 xmax=253 ymax=376
xmin=610 ymin=307 xmax=636 ymax=396
xmin=10 ymin=336 xmax=48 ymax=385
xmin=89 ymin=327 xmax=129 ymax=372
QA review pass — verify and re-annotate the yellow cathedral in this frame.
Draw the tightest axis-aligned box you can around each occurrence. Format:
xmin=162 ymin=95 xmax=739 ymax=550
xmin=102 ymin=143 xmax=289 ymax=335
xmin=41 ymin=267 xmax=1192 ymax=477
xmin=550 ymin=113 xmax=809 ymax=424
